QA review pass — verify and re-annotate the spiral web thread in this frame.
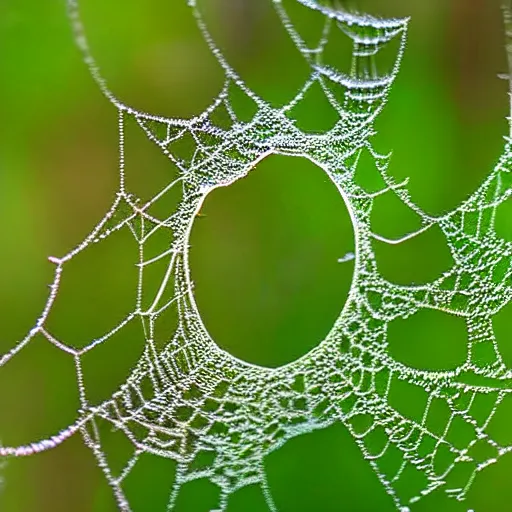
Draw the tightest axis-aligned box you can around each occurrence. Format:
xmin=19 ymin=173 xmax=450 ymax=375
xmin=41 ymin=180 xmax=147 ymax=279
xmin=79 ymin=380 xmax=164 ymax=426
xmin=2 ymin=0 xmax=512 ymax=510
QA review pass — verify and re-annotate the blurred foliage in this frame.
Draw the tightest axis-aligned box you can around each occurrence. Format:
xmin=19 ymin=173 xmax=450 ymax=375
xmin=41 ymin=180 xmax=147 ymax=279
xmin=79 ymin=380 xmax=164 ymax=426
xmin=1 ymin=0 xmax=511 ymax=510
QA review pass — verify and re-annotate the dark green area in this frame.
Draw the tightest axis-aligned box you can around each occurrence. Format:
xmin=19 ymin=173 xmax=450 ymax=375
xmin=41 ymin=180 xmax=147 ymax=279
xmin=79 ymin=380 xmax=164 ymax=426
xmin=190 ymin=154 xmax=354 ymax=368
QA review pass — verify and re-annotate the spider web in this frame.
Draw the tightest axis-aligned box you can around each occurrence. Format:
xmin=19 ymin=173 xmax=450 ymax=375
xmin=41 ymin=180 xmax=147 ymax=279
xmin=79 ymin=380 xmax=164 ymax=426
xmin=2 ymin=0 xmax=512 ymax=510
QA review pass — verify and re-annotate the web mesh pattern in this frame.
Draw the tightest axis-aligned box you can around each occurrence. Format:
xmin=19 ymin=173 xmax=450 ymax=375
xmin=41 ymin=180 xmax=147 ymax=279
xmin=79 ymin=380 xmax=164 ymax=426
xmin=2 ymin=0 xmax=512 ymax=510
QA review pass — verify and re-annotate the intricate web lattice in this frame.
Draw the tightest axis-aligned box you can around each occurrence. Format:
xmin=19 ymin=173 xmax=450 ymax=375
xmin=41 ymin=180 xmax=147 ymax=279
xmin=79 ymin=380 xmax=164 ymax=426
xmin=2 ymin=0 xmax=512 ymax=510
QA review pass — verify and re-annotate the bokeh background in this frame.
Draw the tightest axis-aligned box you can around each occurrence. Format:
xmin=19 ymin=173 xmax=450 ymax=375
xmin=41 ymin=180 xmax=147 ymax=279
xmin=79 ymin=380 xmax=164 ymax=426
xmin=1 ymin=0 xmax=512 ymax=510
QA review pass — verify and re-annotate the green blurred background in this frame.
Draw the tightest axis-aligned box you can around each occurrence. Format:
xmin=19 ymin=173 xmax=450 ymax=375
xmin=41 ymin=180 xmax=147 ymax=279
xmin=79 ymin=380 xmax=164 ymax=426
xmin=2 ymin=0 xmax=512 ymax=510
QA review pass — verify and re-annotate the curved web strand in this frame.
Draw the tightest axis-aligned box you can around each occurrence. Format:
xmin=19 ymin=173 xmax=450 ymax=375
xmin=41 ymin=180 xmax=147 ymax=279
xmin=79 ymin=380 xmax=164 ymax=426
xmin=1 ymin=1 xmax=512 ymax=511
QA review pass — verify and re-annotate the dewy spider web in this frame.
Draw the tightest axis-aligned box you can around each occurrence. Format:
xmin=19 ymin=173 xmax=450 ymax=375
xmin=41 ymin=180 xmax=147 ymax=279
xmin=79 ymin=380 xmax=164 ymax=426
xmin=2 ymin=0 xmax=512 ymax=510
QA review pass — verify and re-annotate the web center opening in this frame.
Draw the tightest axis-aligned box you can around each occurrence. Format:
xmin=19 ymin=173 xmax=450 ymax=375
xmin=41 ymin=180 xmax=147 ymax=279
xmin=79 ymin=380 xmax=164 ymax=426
xmin=189 ymin=154 xmax=355 ymax=368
